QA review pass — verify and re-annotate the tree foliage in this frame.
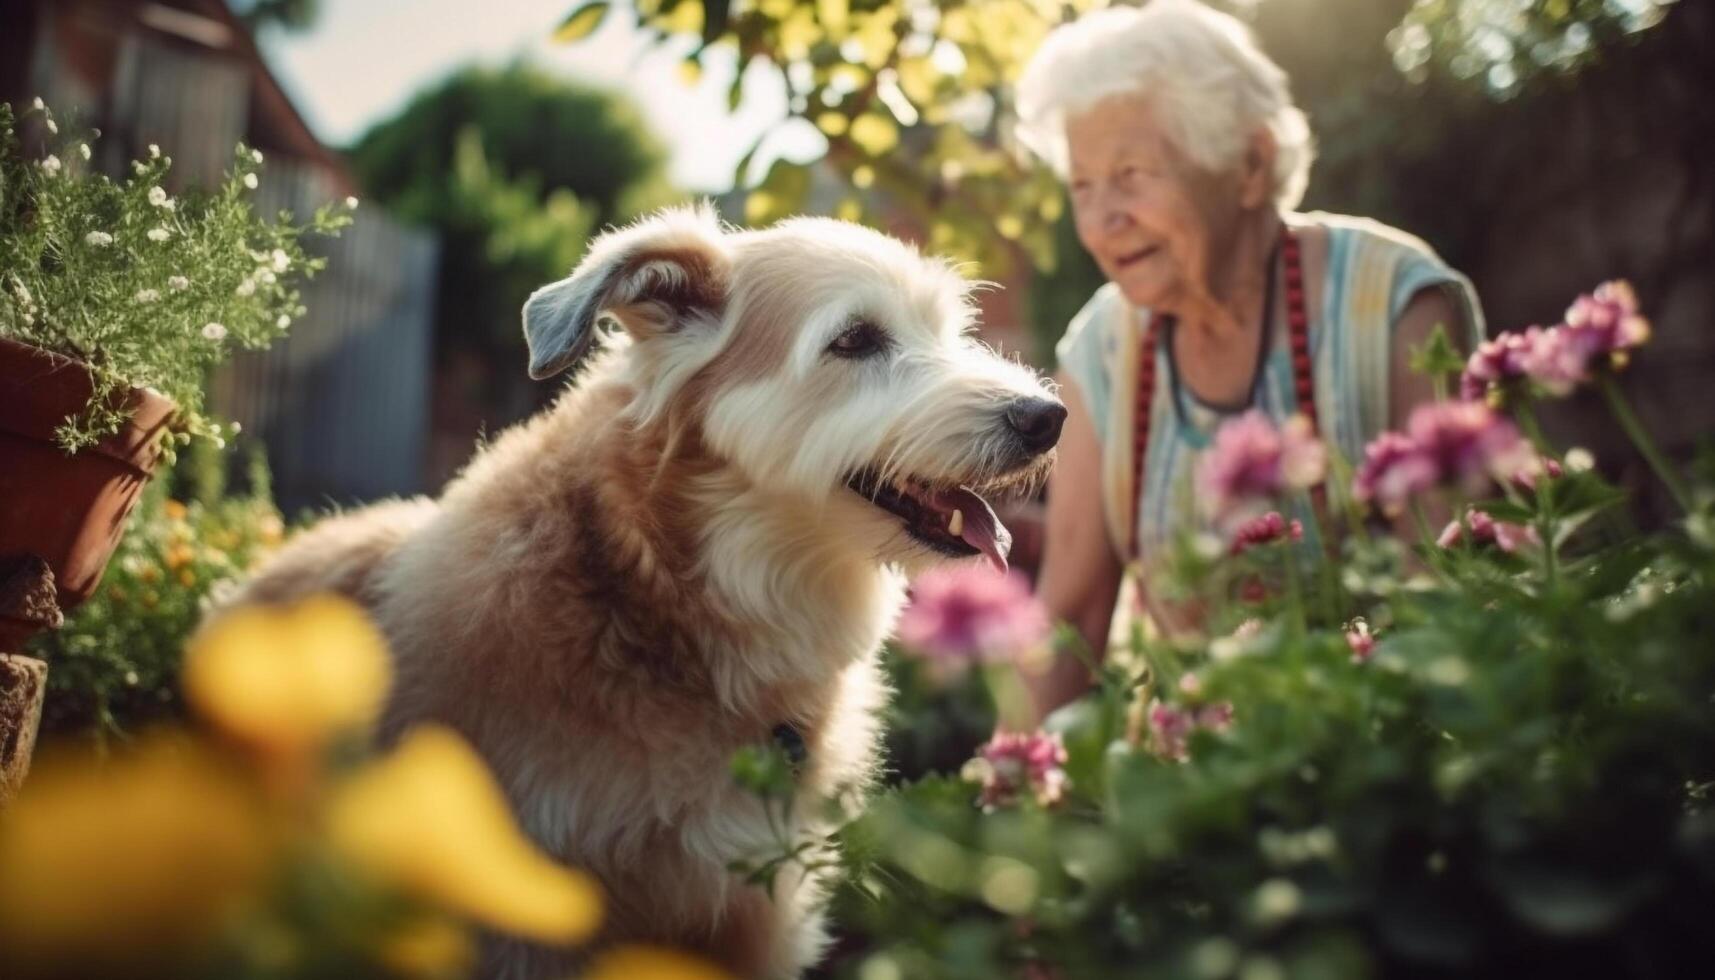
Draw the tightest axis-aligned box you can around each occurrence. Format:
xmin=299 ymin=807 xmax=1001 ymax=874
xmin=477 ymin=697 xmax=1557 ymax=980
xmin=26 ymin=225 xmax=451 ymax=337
xmin=349 ymin=65 xmax=676 ymax=414
xmin=554 ymin=0 xmax=1680 ymax=293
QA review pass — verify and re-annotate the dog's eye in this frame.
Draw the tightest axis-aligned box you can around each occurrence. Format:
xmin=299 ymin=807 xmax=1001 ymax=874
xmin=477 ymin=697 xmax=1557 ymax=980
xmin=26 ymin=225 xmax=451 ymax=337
xmin=828 ymin=320 xmax=887 ymax=359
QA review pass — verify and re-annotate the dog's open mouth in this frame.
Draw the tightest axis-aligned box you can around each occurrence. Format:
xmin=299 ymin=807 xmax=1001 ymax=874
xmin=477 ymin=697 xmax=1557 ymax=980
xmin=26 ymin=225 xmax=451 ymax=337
xmin=844 ymin=469 xmax=1014 ymax=573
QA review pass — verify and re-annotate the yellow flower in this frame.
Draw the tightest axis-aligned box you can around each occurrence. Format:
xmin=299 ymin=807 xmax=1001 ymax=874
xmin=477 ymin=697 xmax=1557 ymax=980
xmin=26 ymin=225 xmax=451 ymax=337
xmin=180 ymin=568 xmax=197 ymax=587
xmin=375 ymin=914 xmax=475 ymax=979
xmin=166 ymin=542 xmax=195 ymax=570
xmin=165 ymin=499 xmax=188 ymax=521
xmin=183 ymin=594 xmax=392 ymax=752
xmin=585 ymin=946 xmax=736 ymax=980
xmin=326 ymin=726 xmax=603 ymax=944
xmin=0 ymin=737 xmax=271 ymax=973
xmin=258 ymin=513 xmax=285 ymax=546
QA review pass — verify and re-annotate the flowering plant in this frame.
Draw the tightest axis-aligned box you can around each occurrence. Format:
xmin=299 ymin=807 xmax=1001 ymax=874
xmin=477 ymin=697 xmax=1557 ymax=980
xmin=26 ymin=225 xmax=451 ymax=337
xmin=767 ymin=284 xmax=1715 ymax=979
xmin=2 ymin=594 xmax=609 ymax=980
xmin=28 ymin=457 xmax=286 ymax=742
xmin=0 ymin=100 xmax=352 ymax=451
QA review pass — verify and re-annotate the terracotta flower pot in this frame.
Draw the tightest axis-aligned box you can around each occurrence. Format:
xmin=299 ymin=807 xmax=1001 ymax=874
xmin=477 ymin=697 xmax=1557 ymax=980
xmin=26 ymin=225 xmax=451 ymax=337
xmin=0 ymin=336 xmax=177 ymax=648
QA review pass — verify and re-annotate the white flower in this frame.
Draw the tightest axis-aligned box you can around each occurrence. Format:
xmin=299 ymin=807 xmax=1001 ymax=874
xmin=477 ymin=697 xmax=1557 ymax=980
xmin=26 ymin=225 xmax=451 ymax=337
xmin=30 ymin=96 xmax=44 ymax=111
xmin=202 ymin=322 xmax=228 ymax=341
xmin=259 ymin=270 xmax=277 ymax=285
xmin=270 ymin=248 xmax=290 ymax=272
xmin=250 ymin=148 xmax=265 ymax=163
xmin=132 ymin=160 xmax=148 ymax=175
xmin=134 ymin=288 xmax=161 ymax=304
xmin=275 ymin=314 xmax=291 ymax=329
xmin=242 ymin=173 xmax=259 ymax=190
xmin=345 ymin=196 xmax=360 ymax=209
xmin=44 ymin=118 xmax=57 ymax=135
xmin=77 ymin=143 xmax=91 ymax=161
xmin=38 ymin=155 xmax=61 ymax=176
xmin=235 ymin=278 xmax=256 ymax=298
xmin=161 ymin=199 xmax=176 ymax=212
xmin=148 ymin=186 xmax=169 ymax=207
xmin=168 ymin=275 xmax=190 ymax=291
xmin=84 ymin=231 xmax=113 ymax=247
xmin=147 ymin=227 xmax=171 ymax=242
xmin=12 ymin=281 xmax=33 ymax=305
xmin=148 ymin=143 xmax=161 ymax=159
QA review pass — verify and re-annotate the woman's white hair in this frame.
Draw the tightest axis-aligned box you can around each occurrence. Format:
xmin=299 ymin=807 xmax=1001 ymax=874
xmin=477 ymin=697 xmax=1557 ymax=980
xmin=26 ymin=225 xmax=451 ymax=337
xmin=1015 ymin=0 xmax=1315 ymax=210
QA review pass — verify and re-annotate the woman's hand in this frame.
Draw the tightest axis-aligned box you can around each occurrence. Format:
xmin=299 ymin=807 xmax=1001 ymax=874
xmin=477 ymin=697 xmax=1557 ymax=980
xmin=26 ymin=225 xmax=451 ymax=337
xmin=1018 ymin=377 xmax=1124 ymax=729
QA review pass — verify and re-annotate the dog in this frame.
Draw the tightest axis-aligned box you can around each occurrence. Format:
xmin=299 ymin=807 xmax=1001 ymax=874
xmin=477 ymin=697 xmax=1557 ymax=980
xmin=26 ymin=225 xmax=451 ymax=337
xmin=217 ymin=207 xmax=1065 ymax=978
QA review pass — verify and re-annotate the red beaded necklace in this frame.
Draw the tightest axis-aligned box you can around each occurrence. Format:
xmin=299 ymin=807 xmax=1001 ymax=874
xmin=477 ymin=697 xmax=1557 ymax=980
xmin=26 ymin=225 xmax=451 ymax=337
xmin=1128 ymin=226 xmax=1315 ymax=559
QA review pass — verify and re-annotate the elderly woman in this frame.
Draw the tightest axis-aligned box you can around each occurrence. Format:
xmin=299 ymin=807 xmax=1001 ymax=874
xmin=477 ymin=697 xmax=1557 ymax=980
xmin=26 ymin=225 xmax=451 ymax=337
xmin=1015 ymin=0 xmax=1483 ymax=718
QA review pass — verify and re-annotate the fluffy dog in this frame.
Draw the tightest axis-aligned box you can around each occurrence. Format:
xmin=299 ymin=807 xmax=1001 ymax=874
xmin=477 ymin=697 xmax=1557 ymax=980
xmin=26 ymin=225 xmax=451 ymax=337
xmin=218 ymin=207 xmax=1065 ymax=978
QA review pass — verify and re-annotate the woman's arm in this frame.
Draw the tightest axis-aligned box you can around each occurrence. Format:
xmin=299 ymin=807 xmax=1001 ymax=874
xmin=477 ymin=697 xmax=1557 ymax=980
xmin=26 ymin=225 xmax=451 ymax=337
xmin=1019 ymin=376 xmax=1125 ymax=727
xmin=1389 ymin=286 xmax=1464 ymax=427
xmin=1388 ymin=286 xmax=1467 ymax=539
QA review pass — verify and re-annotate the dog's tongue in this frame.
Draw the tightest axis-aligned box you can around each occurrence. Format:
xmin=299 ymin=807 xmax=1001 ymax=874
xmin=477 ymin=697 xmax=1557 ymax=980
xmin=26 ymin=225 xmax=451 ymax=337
xmin=933 ymin=487 xmax=1012 ymax=574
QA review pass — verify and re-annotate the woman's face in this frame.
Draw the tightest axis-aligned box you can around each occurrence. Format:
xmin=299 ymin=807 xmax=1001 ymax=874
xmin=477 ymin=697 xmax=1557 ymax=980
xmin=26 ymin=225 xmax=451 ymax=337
xmin=1066 ymin=93 xmax=1247 ymax=312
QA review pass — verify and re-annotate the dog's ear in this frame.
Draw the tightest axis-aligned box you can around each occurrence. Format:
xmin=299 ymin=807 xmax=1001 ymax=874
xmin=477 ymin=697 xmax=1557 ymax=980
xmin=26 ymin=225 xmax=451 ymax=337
xmin=522 ymin=207 xmax=730 ymax=380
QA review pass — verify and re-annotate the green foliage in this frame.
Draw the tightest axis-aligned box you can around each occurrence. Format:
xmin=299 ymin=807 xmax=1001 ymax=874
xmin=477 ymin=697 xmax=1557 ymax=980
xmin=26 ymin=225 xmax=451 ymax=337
xmin=822 ymin=483 xmax=1715 ymax=977
xmin=348 ymin=65 xmax=677 ymax=403
xmin=568 ymin=0 xmax=1679 ymax=294
xmin=0 ymin=101 xmax=350 ymax=450
xmin=1391 ymin=0 xmax=1679 ymax=94
xmin=28 ymin=456 xmax=287 ymax=744
xmin=350 ymin=65 xmax=672 ymax=231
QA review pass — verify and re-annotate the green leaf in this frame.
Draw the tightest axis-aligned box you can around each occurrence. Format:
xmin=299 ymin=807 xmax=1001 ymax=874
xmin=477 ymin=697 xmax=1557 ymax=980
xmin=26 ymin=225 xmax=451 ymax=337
xmin=1547 ymin=470 xmax=1627 ymax=519
xmin=1472 ymin=500 xmax=1535 ymax=524
xmin=1409 ymin=322 xmax=1466 ymax=379
xmin=552 ymin=3 xmax=609 ymax=43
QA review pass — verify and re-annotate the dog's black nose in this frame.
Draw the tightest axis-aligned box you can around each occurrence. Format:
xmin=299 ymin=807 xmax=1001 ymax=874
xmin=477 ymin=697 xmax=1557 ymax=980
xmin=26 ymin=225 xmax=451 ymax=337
xmin=1005 ymin=397 xmax=1067 ymax=454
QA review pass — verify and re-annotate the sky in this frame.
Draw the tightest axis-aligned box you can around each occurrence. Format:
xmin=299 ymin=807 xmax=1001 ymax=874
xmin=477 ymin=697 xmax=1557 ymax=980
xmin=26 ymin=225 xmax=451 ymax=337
xmin=254 ymin=0 xmax=824 ymax=193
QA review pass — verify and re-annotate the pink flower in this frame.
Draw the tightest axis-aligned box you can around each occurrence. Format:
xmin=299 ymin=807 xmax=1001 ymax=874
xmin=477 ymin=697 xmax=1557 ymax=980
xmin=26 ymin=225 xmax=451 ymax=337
xmin=897 ymin=566 xmax=1050 ymax=665
xmin=1520 ymin=281 xmax=1652 ymax=397
xmin=1198 ymin=412 xmax=1327 ymax=524
xmin=1229 ymin=510 xmax=1305 ymax=555
xmin=1353 ymin=404 xmax=1532 ymax=514
xmin=1406 ymin=401 xmax=1534 ymax=497
xmin=1436 ymin=508 xmax=1539 ymax=553
xmin=1345 ymin=620 xmax=1376 ymax=661
xmin=1147 ymin=701 xmax=1197 ymax=761
xmin=1510 ymin=456 xmax=1564 ymax=495
xmin=1196 ymin=702 xmax=1235 ymax=731
xmin=1146 ymin=697 xmax=1235 ymax=761
xmin=965 ymin=731 xmax=1069 ymax=809
xmin=1515 ymin=327 xmax=1588 ymax=397
xmin=1351 ymin=432 xmax=1438 ymax=516
xmin=1460 ymin=327 xmax=1546 ymax=402
xmin=1566 ymin=279 xmax=1650 ymax=352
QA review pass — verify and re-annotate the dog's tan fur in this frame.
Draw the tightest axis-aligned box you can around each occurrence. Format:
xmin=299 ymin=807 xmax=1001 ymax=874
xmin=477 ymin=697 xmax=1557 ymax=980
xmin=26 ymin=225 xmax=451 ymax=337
xmin=217 ymin=209 xmax=1059 ymax=978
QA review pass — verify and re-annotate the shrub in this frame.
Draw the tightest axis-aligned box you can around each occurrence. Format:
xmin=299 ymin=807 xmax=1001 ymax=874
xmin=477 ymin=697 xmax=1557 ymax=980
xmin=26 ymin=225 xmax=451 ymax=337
xmin=817 ymin=285 xmax=1715 ymax=979
xmin=0 ymin=99 xmax=350 ymax=450
xmin=27 ymin=457 xmax=285 ymax=742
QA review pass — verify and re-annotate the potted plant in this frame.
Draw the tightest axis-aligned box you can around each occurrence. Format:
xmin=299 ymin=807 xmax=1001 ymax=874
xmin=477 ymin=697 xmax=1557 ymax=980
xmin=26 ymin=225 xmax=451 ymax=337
xmin=0 ymin=99 xmax=349 ymax=795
